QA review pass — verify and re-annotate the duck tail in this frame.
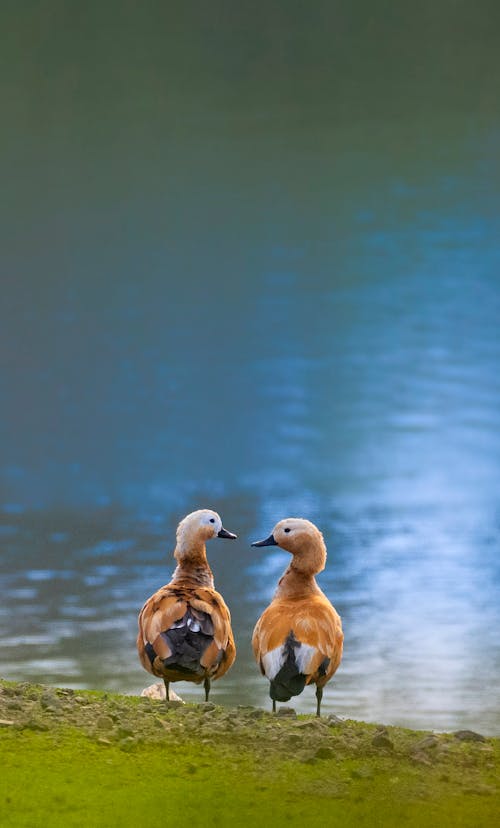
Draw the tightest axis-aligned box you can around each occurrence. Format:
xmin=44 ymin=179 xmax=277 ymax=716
xmin=269 ymin=631 xmax=307 ymax=702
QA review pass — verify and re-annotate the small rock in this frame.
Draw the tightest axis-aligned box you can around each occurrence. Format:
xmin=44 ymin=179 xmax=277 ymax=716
xmin=326 ymin=714 xmax=344 ymax=726
xmin=40 ymin=691 xmax=62 ymax=712
xmin=453 ymin=730 xmax=485 ymax=743
xmin=276 ymin=707 xmax=296 ymax=718
xmin=97 ymin=737 xmax=111 ymax=746
xmin=140 ymin=682 xmax=184 ymax=703
xmin=294 ymin=720 xmax=322 ymax=729
xmin=96 ymin=715 xmax=114 ymax=731
xmin=200 ymin=702 xmax=216 ymax=713
xmin=163 ymin=700 xmax=184 ymax=710
xmin=0 ymin=719 xmax=15 ymax=727
xmin=40 ymin=696 xmax=63 ymax=713
xmin=246 ymin=709 xmax=264 ymax=719
xmin=372 ymin=733 xmax=393 ymax=750
xmin=415 ymin=735 xmax=439 ymax=750
xmin=24 ymin=719 xmax=49 ymax=732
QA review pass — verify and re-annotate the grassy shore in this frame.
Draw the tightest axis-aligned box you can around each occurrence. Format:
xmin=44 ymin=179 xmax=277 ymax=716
xmin=0 ymin=679 xmax=498 ymax=827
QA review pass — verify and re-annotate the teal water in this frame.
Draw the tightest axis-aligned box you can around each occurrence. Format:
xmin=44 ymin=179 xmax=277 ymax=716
xmin=1 ymin=3 xmax=500 ymax=732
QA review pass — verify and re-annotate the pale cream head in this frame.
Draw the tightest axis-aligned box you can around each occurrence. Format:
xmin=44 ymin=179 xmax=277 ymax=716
xmin=251 ymin=517 xmax=327 ymax=575
xmin=174 ymin=509 xmax=237 ymax=561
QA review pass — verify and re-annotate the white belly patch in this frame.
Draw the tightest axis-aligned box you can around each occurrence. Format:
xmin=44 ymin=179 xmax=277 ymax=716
xmin=261 ymin=647 xmax=286 ymax=680
xmin=261 ymin=641 xmax=317 ymax=679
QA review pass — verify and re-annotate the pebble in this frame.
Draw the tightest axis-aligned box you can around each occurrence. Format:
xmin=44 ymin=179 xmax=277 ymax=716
xmin=24 ymin=719 xmax=49 ymax=732
xmin=200 ymin=703 xmax=216 ymax=713
xmin=40 ymin=692 xmax=63 ymax=713
xmin=453 ymin=730 xmax=485 ymax=743
xmin=140 ymin=682 xmax=184 ymax=703
xmin=294 ymin=720 xmax=323 ymax=729
xmin=326 ymin=714 xmax=344 ymax=726
xmin=96 ymin=715 xmax=114 ymax=731
xmin=415 ymin=735 xmax=439 ymax=750
xmin=246 ymin=709 xmax=264 ymax=719
xmin=276 ymin=707 xmax=296 ymax=718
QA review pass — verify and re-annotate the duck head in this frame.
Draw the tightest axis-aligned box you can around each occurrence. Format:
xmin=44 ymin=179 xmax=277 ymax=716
xmin=174 ymin=509 xmax=237 ymax=561
xmin=251 ymin=517 xmax=326 ymax=575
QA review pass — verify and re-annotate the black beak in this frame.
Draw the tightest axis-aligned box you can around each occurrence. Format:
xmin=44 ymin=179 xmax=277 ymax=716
xmin=218 ymin=527 xmax=237 ymax=539
xmin=251 ymin=533 xmax=278 ymax=547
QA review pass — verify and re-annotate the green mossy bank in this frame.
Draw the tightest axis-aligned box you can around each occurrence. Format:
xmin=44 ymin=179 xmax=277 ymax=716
xmin=0 ymin=679 xmax=498 ymax=827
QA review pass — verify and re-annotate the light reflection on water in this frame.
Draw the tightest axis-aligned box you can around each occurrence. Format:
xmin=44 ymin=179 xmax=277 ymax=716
xmin=1 ymin=490 xmax=499 ymax=734
xmin=1 ymin=4 xmax=500 ymax=734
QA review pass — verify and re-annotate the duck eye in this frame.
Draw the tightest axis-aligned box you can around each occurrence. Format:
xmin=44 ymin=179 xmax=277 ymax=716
xmin=284 ymin=527 xmax=291 ymax=533
xmin=209 ymin=518 xmax=215 ymax=523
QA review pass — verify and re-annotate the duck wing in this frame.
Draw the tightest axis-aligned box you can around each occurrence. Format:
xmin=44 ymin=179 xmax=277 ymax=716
xmin=137 ymin=584 xmax=235 ymax=681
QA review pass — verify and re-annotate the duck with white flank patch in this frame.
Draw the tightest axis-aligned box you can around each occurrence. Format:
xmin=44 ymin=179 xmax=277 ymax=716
xmin=137 ymin=509 xmax=237 ymax=703
xmin=251 ymin=518 xmax=343 ymax=717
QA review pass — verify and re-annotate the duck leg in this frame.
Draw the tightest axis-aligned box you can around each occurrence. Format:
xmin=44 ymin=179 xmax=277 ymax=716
xmin=163 ymin=679 xmax=170 ymax=704
xmin=204 ymin=677 xmax=211 ymax=702
xmin=272 ymin=699 xmax=276 ymax=713
xmin=315 ymin=686 xmax=323 ymax=717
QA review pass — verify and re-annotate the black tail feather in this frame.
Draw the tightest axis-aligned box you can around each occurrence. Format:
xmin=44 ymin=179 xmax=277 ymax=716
xmin=269 ymin=631 xmax=307 ymax=702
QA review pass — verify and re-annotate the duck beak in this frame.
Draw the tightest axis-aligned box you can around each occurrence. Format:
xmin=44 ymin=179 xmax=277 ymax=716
xmin=218 ymin=527 xmax=237 ymax=539
xmin=251 ymin=534 xmax=278 ymax=547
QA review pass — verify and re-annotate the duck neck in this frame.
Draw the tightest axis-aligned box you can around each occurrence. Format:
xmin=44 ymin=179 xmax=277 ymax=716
xmin=275 ymin=561 xmax=321 ymax=600
xmin=172 ymin=539 xmax=214 ymax=588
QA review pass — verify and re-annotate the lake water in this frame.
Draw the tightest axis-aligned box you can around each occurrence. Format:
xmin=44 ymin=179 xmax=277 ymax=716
xmin=1 ymin=3 xmax=500 ymax=733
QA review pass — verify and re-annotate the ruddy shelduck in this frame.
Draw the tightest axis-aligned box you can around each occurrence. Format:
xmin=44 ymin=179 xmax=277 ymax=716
xmin=251 ymin=518 xmax=343 ymax=716
xmin=137 ymin=509 xmax=237 ymax=703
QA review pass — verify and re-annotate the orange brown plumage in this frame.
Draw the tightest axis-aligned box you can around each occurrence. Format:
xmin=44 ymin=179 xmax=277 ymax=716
xmin=137 ymin=509 xmax=236 ymax=702
xmin=251 ymin=518 xmax=343 ymax=716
